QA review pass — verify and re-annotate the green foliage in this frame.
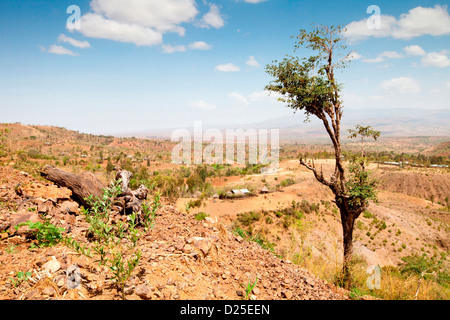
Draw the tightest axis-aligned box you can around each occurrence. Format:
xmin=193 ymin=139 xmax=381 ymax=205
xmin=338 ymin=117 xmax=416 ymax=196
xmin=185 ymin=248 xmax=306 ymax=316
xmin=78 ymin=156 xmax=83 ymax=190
xmin=241 ymin=277 xmax=258 ymax=300
xmin=265 ymin=25 xmax=348 ymax=119
xmin=345 ymin=156 xmax=378 ymax=210
xmin=76 ymin=179 xmax=160 ymax=299
xmin=363 ymin=210 xmax=374 ymax=219
xmin=348 ymin=125 xmax=380 ymax=143
xmin=400 ymin=253 xmax=449 ymax=283
xmin=194 ymin=212 xmax=209 ymax=221
xmin=107 ymin=249 xmax=142 ymax=300
xmin=9 ymin=271 xmax=32 ymax=287
xmin=280 ymin=178 xmax=296 ymax=187
xmin=141 ymin=192 xmax=161 ymax=231
xmin=237 ymin=211 xmax=261 ymax=226
xmin=62 ymin=236 xmax=92 ymax=257
xmin=17 ymin=220 xmax=64 ymax=248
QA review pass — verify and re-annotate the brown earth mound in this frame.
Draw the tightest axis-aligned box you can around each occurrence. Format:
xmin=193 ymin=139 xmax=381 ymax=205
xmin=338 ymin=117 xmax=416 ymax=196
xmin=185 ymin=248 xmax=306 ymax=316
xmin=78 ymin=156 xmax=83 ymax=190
xmin=378 ymin=171 xmax=450 ymax=204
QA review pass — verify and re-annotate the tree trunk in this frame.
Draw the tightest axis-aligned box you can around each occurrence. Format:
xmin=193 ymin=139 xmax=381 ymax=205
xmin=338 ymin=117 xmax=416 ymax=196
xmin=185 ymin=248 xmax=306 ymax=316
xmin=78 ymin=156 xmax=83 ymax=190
xmin=342 ymin=214 xmax=355 ymax=288
xmin=40 ymin=165 xmax=105 ymax=207
xmin=337 ymin=199 xmax=357 ymax=289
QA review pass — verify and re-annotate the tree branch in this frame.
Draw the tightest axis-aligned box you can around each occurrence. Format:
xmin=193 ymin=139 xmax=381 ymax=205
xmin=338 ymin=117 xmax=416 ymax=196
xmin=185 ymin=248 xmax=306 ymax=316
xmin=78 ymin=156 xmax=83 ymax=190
xmin=299 ymin=158 xmax=332 ymax=187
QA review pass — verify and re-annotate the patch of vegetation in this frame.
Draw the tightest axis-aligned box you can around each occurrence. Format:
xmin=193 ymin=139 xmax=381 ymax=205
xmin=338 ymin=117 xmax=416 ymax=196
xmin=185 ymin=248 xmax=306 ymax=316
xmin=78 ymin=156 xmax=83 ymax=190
xmin=9 ymin=271 xmax=32 ymax=288
xmin=69 ymin=179 xmax=161 ymax=299
xmin=16 ymin=220 xmax=64 ymax=248
xmin=194 ymin=212 xmax=209 ymax=221
xmin=237 ymin=211 xmax=261 ymax=226
xmin=280 ymin=178 xmax=296 ymax=187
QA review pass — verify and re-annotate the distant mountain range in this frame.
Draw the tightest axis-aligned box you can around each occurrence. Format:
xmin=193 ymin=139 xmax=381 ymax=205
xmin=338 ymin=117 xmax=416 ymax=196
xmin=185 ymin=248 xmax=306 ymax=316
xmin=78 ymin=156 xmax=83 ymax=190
xmin=118 ymin=108 xmax=450 ymax=142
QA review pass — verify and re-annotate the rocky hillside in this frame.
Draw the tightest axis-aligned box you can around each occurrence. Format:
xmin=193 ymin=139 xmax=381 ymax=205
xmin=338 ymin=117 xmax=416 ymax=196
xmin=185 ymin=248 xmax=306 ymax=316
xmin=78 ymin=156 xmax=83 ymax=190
xmin=0 ymin=166 xmax=348 ymax=300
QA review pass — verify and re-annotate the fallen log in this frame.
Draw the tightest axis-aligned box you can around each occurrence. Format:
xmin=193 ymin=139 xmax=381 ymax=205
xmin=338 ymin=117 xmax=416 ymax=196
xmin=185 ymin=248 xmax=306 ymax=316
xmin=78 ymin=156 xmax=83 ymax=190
xmin=40 ymin=165 xmax=105 ymax=208
xmin=40 ymin=166 xmax=148 ymax=216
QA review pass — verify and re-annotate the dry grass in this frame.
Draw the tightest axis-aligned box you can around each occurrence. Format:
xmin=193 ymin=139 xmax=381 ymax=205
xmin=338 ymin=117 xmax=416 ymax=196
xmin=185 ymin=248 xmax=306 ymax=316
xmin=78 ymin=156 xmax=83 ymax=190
xmin=290 ymin=251 xmax=450 ymax=300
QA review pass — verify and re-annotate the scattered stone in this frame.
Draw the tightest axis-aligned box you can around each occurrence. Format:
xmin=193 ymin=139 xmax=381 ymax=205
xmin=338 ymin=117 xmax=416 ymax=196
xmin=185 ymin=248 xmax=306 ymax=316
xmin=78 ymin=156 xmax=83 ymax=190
xmin=42 ymin=285 xmax=57 ymax=297
xmin=42 ymin=257 xmax=61 ymax=273
xmin=59 ymin=200 xmax=79 ymax=214
xmin=192 ymin=237 xmax=213 ymax=256
xmin=25 ymin=289 xmax=40 ymax=300
xmin=282 ymin=290 xmax=293 ymax=299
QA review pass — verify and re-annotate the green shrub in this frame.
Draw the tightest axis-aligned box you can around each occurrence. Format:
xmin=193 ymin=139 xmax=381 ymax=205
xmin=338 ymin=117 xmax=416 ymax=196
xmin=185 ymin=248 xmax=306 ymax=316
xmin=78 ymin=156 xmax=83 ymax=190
xmin=363 ymin=210 xmax=374 ymax=219
xmin=195 ymin=212 xmax=209 ymax=221
xmin=280 ymin=178 xmax=295 ymax=187
xmin=238 ymin=211 xmax=261 ymax=226
xmin=17 ymin=220 xmax=64 ymax=248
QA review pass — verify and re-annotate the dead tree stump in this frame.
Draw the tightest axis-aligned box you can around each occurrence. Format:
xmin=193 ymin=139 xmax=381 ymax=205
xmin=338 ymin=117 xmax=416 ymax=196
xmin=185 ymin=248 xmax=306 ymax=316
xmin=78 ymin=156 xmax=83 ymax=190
xmin=114 ymin=168 xmax=148 ymax=216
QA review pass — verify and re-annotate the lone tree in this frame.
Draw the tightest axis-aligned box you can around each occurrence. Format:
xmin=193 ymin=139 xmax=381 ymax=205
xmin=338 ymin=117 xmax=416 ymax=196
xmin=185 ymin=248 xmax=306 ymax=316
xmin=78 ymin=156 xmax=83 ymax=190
xmin=348 ymin=124 xmax=381 ymax=158
xmin=265 ymin=25 xmax=378 ymax=287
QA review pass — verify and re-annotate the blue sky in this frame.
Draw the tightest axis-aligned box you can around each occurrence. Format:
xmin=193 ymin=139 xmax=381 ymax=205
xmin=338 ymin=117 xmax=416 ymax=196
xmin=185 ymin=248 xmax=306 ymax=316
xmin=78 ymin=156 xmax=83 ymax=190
xmin=0 ymin=0 xmax=449 ymax=134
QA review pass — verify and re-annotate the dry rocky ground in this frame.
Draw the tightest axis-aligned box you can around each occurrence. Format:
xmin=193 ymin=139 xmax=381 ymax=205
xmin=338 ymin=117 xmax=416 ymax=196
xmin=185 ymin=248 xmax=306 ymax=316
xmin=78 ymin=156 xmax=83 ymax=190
xmin=0 ymin=166 xmax=348 ymax=300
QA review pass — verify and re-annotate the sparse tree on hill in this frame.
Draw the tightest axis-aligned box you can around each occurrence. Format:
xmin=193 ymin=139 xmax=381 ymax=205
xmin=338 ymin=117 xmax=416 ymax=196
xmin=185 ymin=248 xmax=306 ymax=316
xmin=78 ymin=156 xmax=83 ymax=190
xmin=348 ymin=124 xmax=380 ymax=158
xmin=265 ymin=25 xmax=378 ymax=287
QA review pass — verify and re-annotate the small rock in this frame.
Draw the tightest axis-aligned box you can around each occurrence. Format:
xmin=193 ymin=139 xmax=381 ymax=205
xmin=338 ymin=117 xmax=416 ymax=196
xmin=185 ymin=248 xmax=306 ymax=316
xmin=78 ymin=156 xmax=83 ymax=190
xmin=252 ymin=287 xmax=260 ymax=295
xmin=59 ymin=201 xmax=79 ymax=214
xmin=25 ymin=289 xmax=40 ymax=300
xmin=135 ymin=284 xmax=152 ymax=300
xmin=42 ymin=285 xmax=57 ymax=297
xmin=182 ymin=244 xmax=193 ymax=254
xmin=166 ymin=277 xmax=175 ymax=286
xmin=282 ymin=291 xmax=293 ymax=299
xmin=36 ymin=256 xmax=48 ymax=267
xmin=42 ymin=257 xmax=60 ymax=273
xmin=9 ymin=211 xmax=41 ymax=234
xmin=37 ymin=200 xmax=54 ymax=214
xmin=54 ymin=275 xmax=66 ymax=287
xmin=192 ymin=237 xmax=213 ymax=256
xmin=236 ymin=289 xmax=244 ymax=297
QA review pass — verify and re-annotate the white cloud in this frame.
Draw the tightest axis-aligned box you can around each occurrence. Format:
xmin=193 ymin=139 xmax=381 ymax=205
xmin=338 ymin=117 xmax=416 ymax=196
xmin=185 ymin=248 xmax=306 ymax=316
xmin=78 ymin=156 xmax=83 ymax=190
xmin=345 ymin=15 xmax=397 ymax=42
xmin=78 ymin=13 xmax=163 ymax=47
xmin=362 ymin=51 xmax=402 ymax=63
xmin=249 ymin=90 xmax=283 ymax=103
xmin=189 ymin=100 xmax=217 ymax=111
xmin=215 ymin=63 xmax=240 ymax=72
xmin=58 ymin=34 xmax=91 ymax=48
xmin=404 ymin=45 xmax=426 ymax=56
xmin=200 ymin=4 xmax=225 ymax=29
xmin=381 ymin=77 xmax=421 ymax=94
xmin=243 ymin=0 xmax=267 ymax=3
xmin=347 ymin=51 xmax=362 ymax=61
xmin=228 ymin=92 xmax=249 ymax=105
xmin=188 ymin=41 xmax=212 ymax=50
xmin=162 ymin=44 xmax=187 ymax=54
xmin=89 ymin=0 xmax=198 ymax=35
xmin=46 ymin=45 xmax=78 ymax=56
xmin=345 ymin=5 xmax=450 ymax=42
xmin=446 ymin=82 xmax=450 ymax=89
xmin=421 ymin=51 xmax=450 ymax=68
xmin=246 ymin=56 xmax=260 ymax=67
xmin=394 ymin=5 xmax=450 ymax=39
